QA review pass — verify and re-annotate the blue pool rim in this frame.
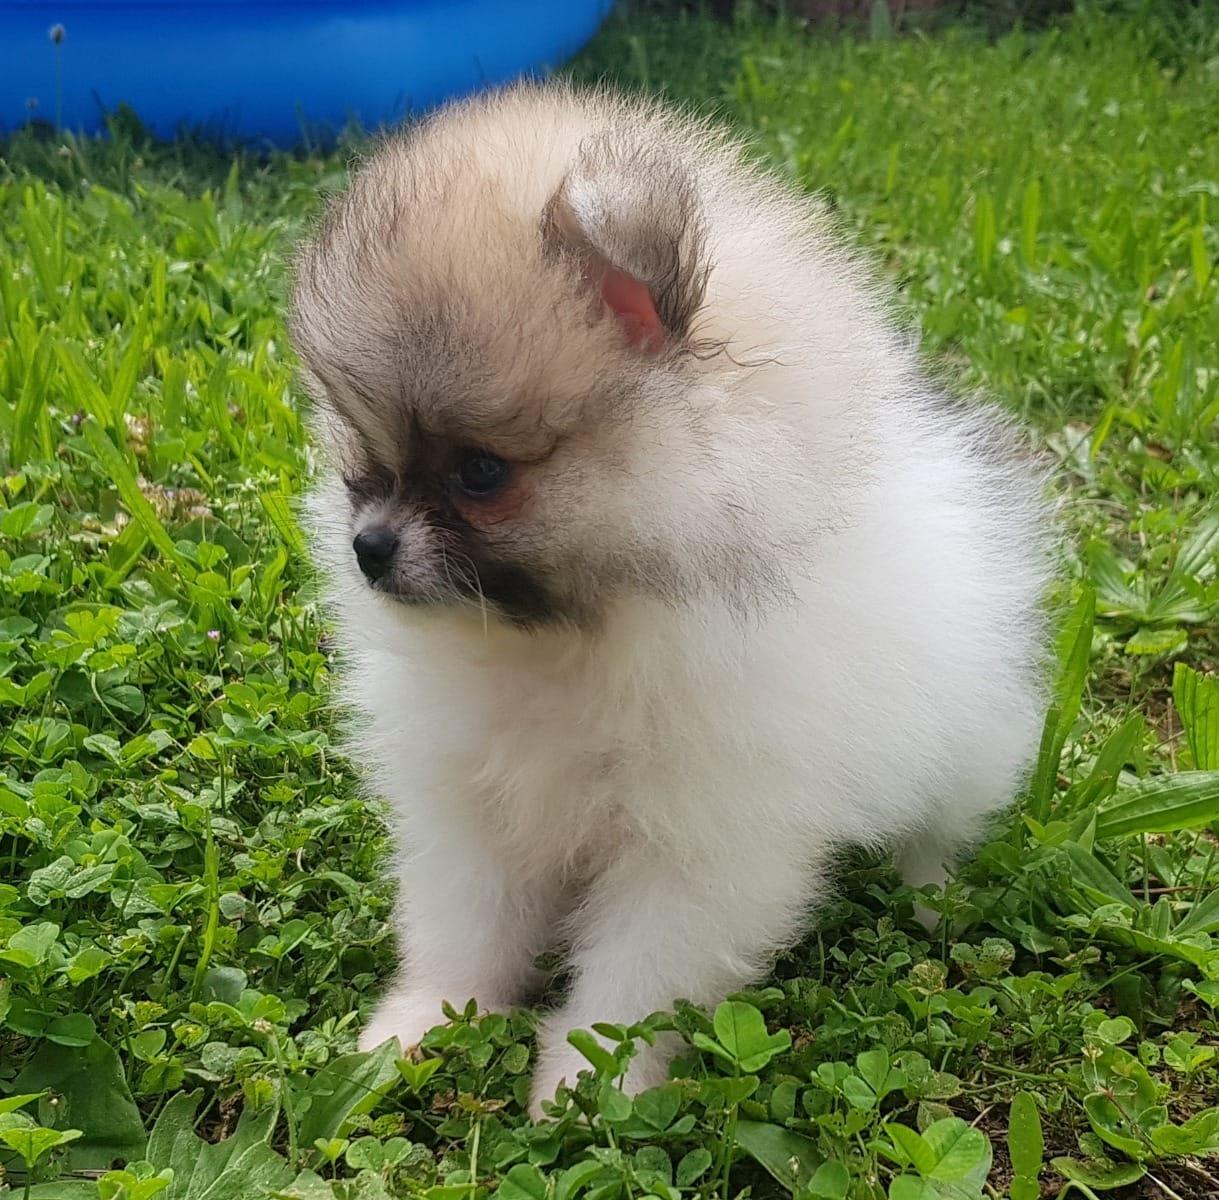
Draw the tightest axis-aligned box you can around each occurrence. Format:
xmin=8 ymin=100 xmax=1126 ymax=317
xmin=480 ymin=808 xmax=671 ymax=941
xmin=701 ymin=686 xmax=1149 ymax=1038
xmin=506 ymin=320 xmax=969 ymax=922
xmin=1 ymin=1 xmax=614 ymax=145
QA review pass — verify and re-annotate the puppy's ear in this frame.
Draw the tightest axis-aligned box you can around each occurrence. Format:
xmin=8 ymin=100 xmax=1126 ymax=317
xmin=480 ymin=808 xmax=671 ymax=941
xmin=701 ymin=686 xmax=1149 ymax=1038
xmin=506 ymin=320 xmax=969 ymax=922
xmin=542 ymin=137 xmax=709 ymax=353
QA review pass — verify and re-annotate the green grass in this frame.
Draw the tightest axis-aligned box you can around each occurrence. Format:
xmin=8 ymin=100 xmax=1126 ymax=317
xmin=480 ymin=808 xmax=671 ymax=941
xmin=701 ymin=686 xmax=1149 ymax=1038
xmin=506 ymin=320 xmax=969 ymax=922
xmin=2 ymin=7 xmax=1218 ymax=1199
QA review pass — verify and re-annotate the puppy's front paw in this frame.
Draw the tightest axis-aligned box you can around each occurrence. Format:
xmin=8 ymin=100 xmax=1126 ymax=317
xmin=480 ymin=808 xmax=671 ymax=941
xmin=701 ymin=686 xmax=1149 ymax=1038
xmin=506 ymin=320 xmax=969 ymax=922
xmin=357 ymin=990 xmax=451 ymax=1055
xmin=528 ymin=1046 xmax=581 ymax=1121
xmin=528 ymin=1030 xmax=677 ymax=1120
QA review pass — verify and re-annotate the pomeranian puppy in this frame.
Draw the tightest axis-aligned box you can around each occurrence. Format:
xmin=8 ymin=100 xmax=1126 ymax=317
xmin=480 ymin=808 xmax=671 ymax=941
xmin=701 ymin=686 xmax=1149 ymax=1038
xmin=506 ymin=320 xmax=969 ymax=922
xmin=291 ymin=84 xmax=1050 ymax=1116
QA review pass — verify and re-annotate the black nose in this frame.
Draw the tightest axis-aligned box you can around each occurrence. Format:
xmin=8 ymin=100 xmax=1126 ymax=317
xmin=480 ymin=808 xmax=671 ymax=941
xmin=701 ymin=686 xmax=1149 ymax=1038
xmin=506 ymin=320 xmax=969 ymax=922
xmin=353 ymin=527 xmax=399 ymax=582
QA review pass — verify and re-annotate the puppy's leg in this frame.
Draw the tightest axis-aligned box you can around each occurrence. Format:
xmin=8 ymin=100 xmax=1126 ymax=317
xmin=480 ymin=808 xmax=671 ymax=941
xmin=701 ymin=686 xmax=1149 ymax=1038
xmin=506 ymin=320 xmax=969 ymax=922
xmin=529 ymin=838 xmax=815 ymax=1117
xmin=897 ymin=826 xmax=960 ymax=931
xmin=359 ymin=832 xmax=560 ymax=1053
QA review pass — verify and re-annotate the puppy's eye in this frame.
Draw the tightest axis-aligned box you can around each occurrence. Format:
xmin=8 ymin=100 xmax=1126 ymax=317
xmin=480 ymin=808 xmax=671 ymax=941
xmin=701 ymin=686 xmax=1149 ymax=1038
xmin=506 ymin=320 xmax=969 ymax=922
xmin=453 ymin=448 xmax=510 ymax=498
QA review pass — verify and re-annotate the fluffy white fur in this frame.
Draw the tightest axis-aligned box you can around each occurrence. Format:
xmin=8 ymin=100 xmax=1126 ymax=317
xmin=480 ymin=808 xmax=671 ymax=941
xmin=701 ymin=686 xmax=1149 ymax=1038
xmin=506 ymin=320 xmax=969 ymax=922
xmin=295 ymin=85 xmax=1051 ymax=1118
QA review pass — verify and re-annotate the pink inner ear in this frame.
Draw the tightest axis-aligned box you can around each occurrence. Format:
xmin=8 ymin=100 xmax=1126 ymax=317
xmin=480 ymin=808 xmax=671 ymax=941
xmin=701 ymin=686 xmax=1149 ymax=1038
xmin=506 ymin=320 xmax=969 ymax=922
xmin=599 ymin=264 xmax=664 ymax=354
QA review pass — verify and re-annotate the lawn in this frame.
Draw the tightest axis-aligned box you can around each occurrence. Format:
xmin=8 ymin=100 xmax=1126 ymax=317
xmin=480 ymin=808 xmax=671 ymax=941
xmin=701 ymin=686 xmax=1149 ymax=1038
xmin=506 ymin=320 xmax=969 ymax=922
xmin=2 ymin=6 xmax=1218 ymax=1199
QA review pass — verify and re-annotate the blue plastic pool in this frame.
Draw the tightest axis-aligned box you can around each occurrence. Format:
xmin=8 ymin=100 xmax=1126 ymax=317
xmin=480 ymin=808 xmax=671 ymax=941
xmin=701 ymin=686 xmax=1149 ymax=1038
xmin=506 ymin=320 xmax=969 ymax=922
xmin=1 ymin=1 xmax=613 ymax=144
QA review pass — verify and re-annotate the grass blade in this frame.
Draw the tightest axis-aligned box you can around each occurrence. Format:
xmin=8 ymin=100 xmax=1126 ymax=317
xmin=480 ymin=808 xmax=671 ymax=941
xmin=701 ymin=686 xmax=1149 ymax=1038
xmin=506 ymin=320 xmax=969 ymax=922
xmin=108 ymin=311 xmax=148 ymax=417
xmin=259 ymin=490 xmax=307 ymax=558
xmin=1021 ymin=180 xmax=1041 ymax=267
xmin=1007 ymin=1093 xmax=1044 ymax=1200
xmin=1094 ymin=771 xmax=1219 ymax=839
xmin=57 ymin=342 xmax=116 ymax=432
xmin=80 ymin=418 xmax=184 ymax=567
xmin=1070 ymin=713 xmax=1145 ymax=810
xmin=1029 ymin=588 xmax=1095 ymax=823
xmin=1174 ymin=509 xmax=1219 ymax=581
xmin=974 ymin=192 xmax=997 ymax=275
xmin=1174 ymin=887 xmax=1219 ymax=938
xmin=10 ymin=329 xmax=56 ymax=467
xmin=1173 ymin=663 xmax=1219 ymax=771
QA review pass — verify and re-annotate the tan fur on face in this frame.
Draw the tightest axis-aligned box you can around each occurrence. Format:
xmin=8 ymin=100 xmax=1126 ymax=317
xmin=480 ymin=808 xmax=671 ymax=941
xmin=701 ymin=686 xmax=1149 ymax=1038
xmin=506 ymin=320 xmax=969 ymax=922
xmin=291 ymin=84 xmax=832 ymax=626
xmin=293 ymin=90 xmax=645 ymax=459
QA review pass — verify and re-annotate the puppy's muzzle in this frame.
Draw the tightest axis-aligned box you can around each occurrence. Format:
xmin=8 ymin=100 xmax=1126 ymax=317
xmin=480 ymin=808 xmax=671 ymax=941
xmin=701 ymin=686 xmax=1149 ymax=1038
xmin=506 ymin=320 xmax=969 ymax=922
xmin=353 ymin=526 xmax=399 ymax=582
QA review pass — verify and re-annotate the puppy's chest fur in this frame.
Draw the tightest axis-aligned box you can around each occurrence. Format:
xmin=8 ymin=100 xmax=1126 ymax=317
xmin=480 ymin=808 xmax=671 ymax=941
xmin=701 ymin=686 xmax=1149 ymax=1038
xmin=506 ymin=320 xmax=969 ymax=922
xmin=473 ymin=687 xmax=641 ymax=879
xmin=387 ymin=640 xmax=680 ymax=881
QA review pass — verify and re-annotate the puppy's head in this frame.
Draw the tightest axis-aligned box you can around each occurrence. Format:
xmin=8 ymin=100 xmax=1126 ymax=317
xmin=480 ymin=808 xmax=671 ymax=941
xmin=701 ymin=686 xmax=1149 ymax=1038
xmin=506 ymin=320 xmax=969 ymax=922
xmin=292 ymin=90 xmax=788 ymax=631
